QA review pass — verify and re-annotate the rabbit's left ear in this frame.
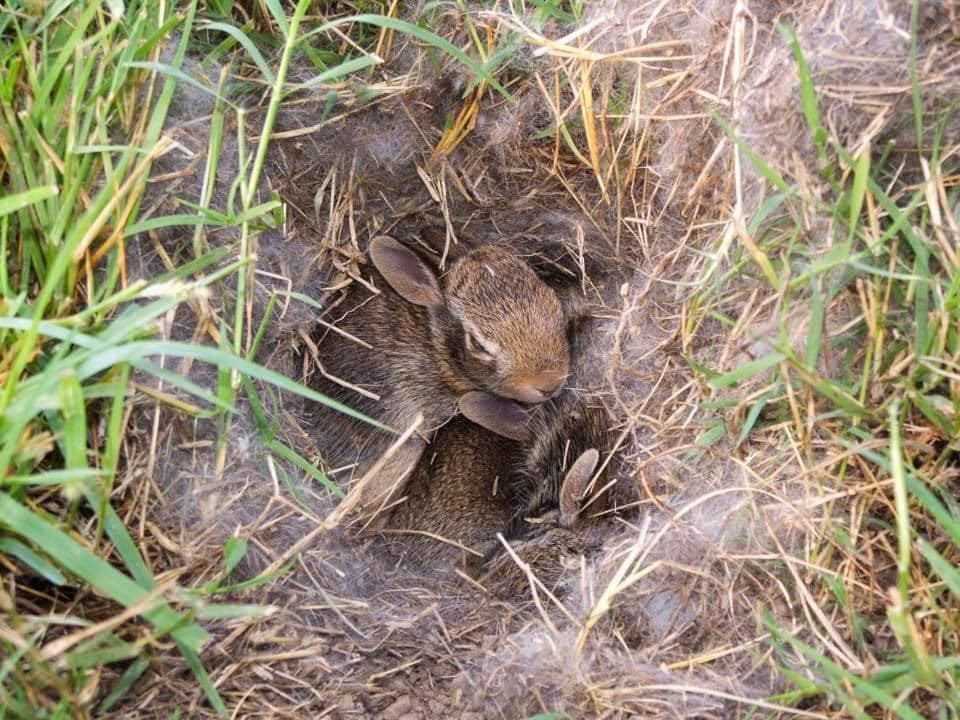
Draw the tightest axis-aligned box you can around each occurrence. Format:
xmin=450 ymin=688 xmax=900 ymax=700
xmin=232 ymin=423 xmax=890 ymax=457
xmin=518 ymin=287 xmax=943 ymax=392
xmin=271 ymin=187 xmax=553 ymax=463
xmin=559 ymin=448 xmax=599 ymax=529
xmin=459 ymin=391 xmax=529 ymax=442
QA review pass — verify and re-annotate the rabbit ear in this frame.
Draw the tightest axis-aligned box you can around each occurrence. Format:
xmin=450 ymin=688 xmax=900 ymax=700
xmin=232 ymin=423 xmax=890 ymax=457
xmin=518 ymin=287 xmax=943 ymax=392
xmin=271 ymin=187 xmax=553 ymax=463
xmin=559 ymin=448 xmax=599 ymax=529
xmin=459 ymin=391 xmax=529 ymax=442
xmin=562 ymin=293 xmax=605 ymax=325
xmin=369 ymin=236 xmax=442 ymax=308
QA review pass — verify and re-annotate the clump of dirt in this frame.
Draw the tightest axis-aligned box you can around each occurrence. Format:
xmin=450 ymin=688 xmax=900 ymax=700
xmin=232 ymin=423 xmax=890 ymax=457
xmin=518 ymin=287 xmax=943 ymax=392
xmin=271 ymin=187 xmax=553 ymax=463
xmin=102 ymin=1 xmax=960 ymax=717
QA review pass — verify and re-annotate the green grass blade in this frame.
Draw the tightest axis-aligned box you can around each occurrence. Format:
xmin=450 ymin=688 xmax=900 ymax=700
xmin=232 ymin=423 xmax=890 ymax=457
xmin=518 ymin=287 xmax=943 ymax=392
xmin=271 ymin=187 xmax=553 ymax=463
xmin=778 ymin=24 xmax=826 ymax=161
xmin=87 ymin=496 xmax=156 ymax=590
xmin=209 ymin=558 xmax=296 ymax=595
xmin=908 ymin=0 xmax=923 ymax=149
xmin=916 ymin=538 xmax=960 ymax=596
xmin=2 ymin=468 xmax=103 ymax=487
xmin=847 ymin=150 xmax=870 ymax=247
xmin=0 ymin=185 xmax=59 ymax=217
xmin=804 ymin=277 xmax=825 ymax=370
xmin=242 ymin=375 xmax=341 ymax=497
xmin=96 ymin=656 xmax=151 ymax=714
xmin=712 ymin=114 xmax=793 ymax=194
xmin=125 ymin=213 xmax=230 ymax=235
xmin=195 ymin=603 xmax=274 ymax=620
xmin=263 ymin=0 xmax=290 ymax=37
xmin=733 ymin=387 xmax=774 ymax=451
xmin=709 ymin=352 xmax=786 ymax=389
xmin=747 ymin=192 xmax=788 ymax=234
xmin=0 ymin=537 xmax=67 ymax=585
xmin=792 ymin=367 xmax=868 ymax=417
xmin=0 ymin=493 xmax=208 ymax=650
xmin=267 ymin=437 xmax=342 ymax=497
xmin=864 ymin=177 xmax=929 ymax=355
xmin=289 ymin=54 xmax=383 ymax=93
xmin=223 ymin=535 xmax=248 ymax=576
xmin=121 ymin=61 xmax=232 ymax=107
xmin=304 ymin=15 xmax=512 ymax=101
xmin=176 ymin=640 xmax=227 ymax=717
xmin=58 ymin=370 xmax=87 ymax=470
xmin=200 ymin=20 xmax=275 ymax=84
xmin=910 ymin=393 xmax=953 ymax=437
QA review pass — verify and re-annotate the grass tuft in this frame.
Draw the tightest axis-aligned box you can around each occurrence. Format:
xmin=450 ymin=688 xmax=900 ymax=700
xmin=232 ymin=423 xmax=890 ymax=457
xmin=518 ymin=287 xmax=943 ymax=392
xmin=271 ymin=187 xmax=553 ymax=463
xmin=687 ymin=22 xmax=960 ymax=718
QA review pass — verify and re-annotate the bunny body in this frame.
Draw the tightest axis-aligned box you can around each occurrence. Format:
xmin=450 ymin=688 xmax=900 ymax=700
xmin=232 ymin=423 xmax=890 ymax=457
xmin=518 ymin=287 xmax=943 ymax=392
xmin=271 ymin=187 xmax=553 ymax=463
xmin=473 ymin=399 xmax=617 ymax=597
xmin=379 ymin=391 xmax=619 ymax=590
xmin=384 ymin=415 xmax=523 ymax=572
xmin=305 ymin=236 xmax=569 ymax=522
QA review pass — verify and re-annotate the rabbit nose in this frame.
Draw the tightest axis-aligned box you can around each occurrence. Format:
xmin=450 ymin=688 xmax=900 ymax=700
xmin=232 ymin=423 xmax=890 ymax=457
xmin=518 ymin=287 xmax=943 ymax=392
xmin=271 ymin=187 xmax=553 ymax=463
xmin=504 ymin=370 xmax=565 ymax=403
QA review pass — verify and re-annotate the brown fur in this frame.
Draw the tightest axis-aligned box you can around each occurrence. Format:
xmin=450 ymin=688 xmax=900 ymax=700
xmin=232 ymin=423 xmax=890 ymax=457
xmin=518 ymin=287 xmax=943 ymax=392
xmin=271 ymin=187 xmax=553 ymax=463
xmin=470 ymin=399 xmax=613 ymax=596
xmin=304 ymin=237 xmax=569 ymax=522
xmin=472 ymin=316 xmax=640 ymax=598
xmin=381 ymin=389 xmax=627 ymax=595
xmin=383 ymin=416 xmax=523 ymax=573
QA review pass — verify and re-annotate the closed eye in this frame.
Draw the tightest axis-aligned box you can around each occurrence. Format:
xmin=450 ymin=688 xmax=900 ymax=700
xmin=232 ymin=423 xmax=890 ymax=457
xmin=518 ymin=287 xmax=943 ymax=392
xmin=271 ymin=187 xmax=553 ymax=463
xmin=465 ymin=331 xmax=496 ymax=362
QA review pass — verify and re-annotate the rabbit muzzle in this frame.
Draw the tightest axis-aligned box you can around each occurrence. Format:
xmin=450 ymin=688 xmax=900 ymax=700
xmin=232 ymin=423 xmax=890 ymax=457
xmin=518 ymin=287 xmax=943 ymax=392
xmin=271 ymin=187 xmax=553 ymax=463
xmin=499 ymin=368 xmax=566 ymax=403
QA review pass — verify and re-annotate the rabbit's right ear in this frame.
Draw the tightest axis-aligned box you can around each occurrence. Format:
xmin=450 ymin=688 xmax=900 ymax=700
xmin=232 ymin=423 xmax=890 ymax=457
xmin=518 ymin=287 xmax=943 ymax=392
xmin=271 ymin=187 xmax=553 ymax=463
xmin=459 ymin=391 xmax=529 ymax=442
xmin=369 ymin=236 xmax=442 ymax=308
xmin=559 ymin=448 xmax=599 ymax=529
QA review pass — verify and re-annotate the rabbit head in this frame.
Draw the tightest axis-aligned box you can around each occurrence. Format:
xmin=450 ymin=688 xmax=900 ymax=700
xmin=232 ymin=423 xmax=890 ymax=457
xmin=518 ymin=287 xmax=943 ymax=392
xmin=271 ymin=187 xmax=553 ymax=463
xmin=473 ymin=446 xmax=606 ymax=596
xmin=370 ymin=236 xmax=569 ymax=404
xmin=466 ymin=389 xmax=640 ymax=598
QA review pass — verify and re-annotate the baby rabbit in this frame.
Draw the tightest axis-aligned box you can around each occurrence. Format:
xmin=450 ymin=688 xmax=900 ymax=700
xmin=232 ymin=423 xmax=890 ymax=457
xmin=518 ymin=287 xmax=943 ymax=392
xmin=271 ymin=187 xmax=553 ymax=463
xmin=305 ymin=235 xmax=569 ymax=523
xmin=473 ymin=395 xmax=635 ymax=598
xmin=383 ymin=392 xmax=528 ymax=573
